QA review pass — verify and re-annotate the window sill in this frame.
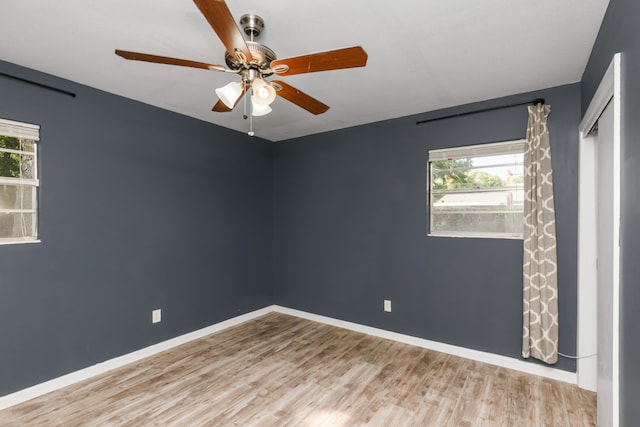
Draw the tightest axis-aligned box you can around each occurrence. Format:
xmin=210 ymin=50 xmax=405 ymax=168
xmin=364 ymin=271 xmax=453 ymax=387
xmin=428 ymin=233 xmax=522 ymax=240
xmin=0 ymin=239 xmax=41 ymax=246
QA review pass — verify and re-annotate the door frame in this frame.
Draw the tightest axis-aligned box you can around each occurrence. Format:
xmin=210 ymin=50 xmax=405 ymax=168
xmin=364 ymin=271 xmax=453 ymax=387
xmin=577 ymin=53 xmax=621 ymax=424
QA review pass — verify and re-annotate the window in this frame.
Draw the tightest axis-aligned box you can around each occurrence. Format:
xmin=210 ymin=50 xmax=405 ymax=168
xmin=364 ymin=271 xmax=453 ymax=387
xmin=428 ymin=140 xmax=524 ymax=239
xmin=0 ymin=118 xmax=40 ymax=244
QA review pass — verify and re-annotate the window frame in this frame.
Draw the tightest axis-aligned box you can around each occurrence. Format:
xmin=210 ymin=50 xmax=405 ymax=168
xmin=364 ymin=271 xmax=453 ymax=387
xmin=0 ymin=118 xmax=40 ymax=245
xmin=427 ymin=139 xmax=525 ymax=240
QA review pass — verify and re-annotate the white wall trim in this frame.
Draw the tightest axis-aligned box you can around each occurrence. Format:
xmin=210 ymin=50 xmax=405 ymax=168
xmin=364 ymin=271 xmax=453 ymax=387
xmin=611 ymin=52 xmax=622 ymax=427
xmin=0 ymin=305 xmax=277 ymax=411
xmin=273 ymin=306 xmax=577 ymax=385
xmin=577 ymin=127 xmax=598 ymax=392
xmin=1 ymin=303 xmax=578 ymax=411
xmin=579 ymin=56 xmax=617 ymax=137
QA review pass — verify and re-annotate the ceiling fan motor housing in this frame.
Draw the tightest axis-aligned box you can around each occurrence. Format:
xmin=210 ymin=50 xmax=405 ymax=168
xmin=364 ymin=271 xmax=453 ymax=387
xmin=224 ymin=41 xmax=277 ymax=71
xmin=225 ymin=14 xmax=276 ymax=73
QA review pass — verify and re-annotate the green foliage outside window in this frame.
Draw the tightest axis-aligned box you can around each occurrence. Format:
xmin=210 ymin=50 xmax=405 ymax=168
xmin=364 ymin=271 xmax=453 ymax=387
xmin=0 ymin=136 xmax=22 ymax=178
xmin=431 ymin=158 xmax=506 ymax=208
xmin=431 ymin=159 xmax=473 ymax=190
xmin=431 ymin=159 xmax=505 ymax=190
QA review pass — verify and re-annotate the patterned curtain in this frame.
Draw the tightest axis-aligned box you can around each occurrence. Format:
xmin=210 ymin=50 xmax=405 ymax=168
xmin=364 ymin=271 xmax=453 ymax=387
xmin=522 ymin=104 xmax=558 ymax=364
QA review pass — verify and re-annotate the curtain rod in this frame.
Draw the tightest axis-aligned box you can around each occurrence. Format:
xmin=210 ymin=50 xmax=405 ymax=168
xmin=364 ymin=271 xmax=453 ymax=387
xmin=0 ymin=71 xmax=76 ymax=98
xmin=416 ymin=98 xmax=545 ymax=126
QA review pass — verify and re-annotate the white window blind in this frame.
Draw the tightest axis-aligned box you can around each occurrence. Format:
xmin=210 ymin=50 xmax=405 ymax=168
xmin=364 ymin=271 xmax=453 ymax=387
xmin=0 ymin=118 xmax=40 ymax=141
xmin=429 ymin=140 xmax=524 ymax=161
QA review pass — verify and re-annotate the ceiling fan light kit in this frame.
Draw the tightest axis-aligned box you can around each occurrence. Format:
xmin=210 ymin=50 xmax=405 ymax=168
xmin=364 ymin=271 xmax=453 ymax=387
xmin=251 ymin=77 xmax=276 ymax=106
xmin=251 ymin=102 xmax=272 ymax=117
xmin=215 ymin=80 xmax=244 ymax=109
xmin=115 ymin=0 xmax=368 ymax=136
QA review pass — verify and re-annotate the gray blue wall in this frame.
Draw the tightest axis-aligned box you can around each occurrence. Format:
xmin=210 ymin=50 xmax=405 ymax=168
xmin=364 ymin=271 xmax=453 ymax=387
xmin=273 ymin=83 xmax=581 ymax=372
xmin=0 ymin=60 xmax=274 ymax=396
xmin=582 ymin=0 xmax=640 ymax=423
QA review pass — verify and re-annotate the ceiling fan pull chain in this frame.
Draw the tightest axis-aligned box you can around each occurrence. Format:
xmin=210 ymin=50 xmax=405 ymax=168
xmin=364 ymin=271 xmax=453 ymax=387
xmin=248 ymin=87 xmax=255 ymax=137
xmin=243 ymin=84 xmax=249 ymax=119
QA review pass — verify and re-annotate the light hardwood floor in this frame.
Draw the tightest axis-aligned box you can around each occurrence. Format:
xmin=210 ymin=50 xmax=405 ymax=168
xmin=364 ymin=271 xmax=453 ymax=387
xmin=1 ymin=313 xmax=595 ymax=426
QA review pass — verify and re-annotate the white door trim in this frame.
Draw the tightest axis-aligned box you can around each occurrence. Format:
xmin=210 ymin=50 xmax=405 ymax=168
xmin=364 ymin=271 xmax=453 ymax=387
xmin=577 ymin=52 xmax=621 ymax=426
xmin=580 ymin=58 xmax=618 ymax=136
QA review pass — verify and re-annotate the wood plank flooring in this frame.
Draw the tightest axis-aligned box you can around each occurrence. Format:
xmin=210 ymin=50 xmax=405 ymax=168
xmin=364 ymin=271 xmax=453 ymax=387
xmin=0 ymin=313 xmax=596 ymax=426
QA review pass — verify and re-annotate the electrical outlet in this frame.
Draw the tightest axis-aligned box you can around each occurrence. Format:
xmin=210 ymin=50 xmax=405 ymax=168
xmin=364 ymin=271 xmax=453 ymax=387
xmin=384 ymin=300 xmax=392 ymax=312
xmin=152 ymin=309 xmax=161 ymax=324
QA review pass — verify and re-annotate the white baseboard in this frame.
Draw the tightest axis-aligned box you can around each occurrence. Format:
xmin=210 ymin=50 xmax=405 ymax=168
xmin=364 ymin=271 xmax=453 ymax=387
xmin=273 ymin=305 xmax=577 ymax=385
xmin=0 ymin=305 xmax=277 ymax=411
xmin=1 ymin=303 xmax=576 ymax=411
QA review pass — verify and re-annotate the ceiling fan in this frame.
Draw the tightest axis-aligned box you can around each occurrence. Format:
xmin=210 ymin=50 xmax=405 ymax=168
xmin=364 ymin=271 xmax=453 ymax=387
xmin=115 ymin=0 xmax=368 ymax=133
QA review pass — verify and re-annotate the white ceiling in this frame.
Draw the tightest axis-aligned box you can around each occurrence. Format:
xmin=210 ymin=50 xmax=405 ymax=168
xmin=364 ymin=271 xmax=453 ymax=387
xmin=1 ymin=1 xmax=609 ymax=142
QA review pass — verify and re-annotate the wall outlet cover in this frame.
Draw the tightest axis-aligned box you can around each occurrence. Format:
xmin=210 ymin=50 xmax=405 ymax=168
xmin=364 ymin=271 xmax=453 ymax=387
xmin=384 ymin=300 xmax=392 ymax=312
xmin=152 ymin=309 xmax=161 ymax=323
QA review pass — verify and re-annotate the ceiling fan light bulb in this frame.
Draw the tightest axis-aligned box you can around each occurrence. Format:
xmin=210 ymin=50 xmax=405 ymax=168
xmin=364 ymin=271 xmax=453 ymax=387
xmin=251 ymin=78 xmax=276 ymax=106
xmin=251 ymin=101 xmax=272 ymax=116
xmin=215 ymin=81 xmax=243 ymax=109
xmin=257 ymin=86 xmax=269 ymax=98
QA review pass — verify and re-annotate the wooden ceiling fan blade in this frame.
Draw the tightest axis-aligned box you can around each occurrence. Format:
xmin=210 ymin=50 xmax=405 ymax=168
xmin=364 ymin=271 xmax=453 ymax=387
xmin=115 ymin=49 xmax=227 ymax=71
xmin=272 ymin=81 xmax=329 ymax=115
xmin=271 ymin=46 xmax=368 ymax=76
xmin=212 ymin=99 xmax=232 ymax=112
xmin=193 ymin=0 xmax=253 ymax=63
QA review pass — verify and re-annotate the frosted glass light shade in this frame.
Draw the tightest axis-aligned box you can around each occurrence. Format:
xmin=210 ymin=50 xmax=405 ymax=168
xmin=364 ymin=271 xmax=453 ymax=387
xmin=251 ymin=101 xmax=272 ymax=116
xmin=251 ymin=78 xmax=276 ymax=106
xmin=215 ymin=81 xmax=243 ymax=109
